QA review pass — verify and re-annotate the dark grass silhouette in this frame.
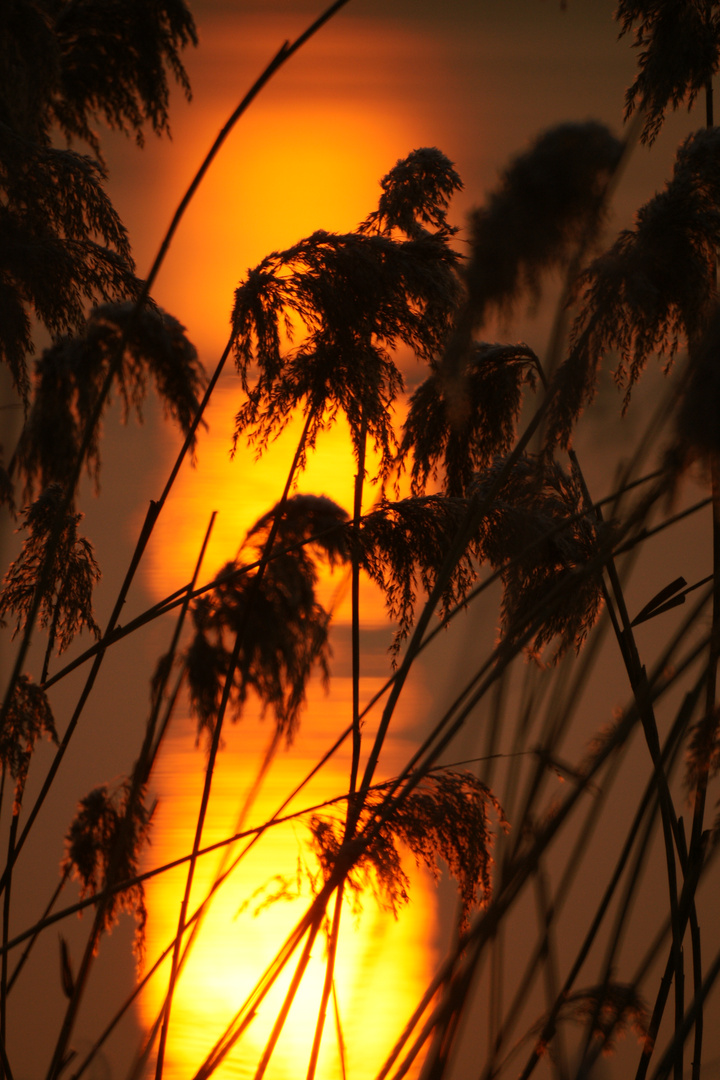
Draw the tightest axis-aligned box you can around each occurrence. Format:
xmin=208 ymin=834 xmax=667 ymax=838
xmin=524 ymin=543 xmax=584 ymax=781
xmin=2 ymin=3 xmax=720 ymax=1079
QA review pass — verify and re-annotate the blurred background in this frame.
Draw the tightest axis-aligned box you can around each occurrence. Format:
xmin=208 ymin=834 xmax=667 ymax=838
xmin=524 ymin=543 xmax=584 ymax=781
xmin=3 ymin=1 xmax=716 ymax=1077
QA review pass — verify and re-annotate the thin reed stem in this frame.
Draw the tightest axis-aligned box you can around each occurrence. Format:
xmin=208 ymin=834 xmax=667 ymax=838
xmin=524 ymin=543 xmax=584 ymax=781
xmin=306 ymin=884 xmax=345 ymax=1080
xmin=153 ymin=410 xmax=314 ymax=1080
xmin=252 ymin=918 xmax=324 ymax=1080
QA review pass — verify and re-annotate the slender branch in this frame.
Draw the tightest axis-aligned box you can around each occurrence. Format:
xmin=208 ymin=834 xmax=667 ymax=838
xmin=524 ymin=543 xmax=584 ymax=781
xmin=7 ymin=870 xmax=68 ymax=994
xmin=357 ymin=374 xmax=556 ymax=811
xmin=153 ymin=411 xmax=314 ymax=1080
xmin=379 ymin=617 xmax=710 ymax=1080
xmin=306 ymin=885 xmax=345 ymax=1080
xmin=566 ymin=443 xmax=689 ymax=1080
xmin=44 ymin=510 xmax=214 ymax=1080
xmin=40 ymin=467 xmax=670 ymax=695
xmin=252 ymin=919 xmax=324 ymax=1080
xmin=348 ymin=409 xmax=368 ymax=804
xmin=0 ymin=0 xmax=353 ymax=900
xmin=332 ymin=980 xmax=348 ymax=1080
xmin=0 ymin=811 xmax=18 ymax=1080
xmin=0 ymin=498 xmax=162 ymax=900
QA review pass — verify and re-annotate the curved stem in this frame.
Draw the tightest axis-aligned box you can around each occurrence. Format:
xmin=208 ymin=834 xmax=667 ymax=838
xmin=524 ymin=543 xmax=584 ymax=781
xmin=0 ymin=810 xmax=18 ymax=1080
xmin=252 ymin=918 xmax=324 ymax=1080
xmin=306 ymin=884 xmax=345 ymax=1080
xmin=348 ymin=409 xmax=368 ymax=808
xmin=153 ymin=411 xmax=314 ymax=1080
xmin=0 ymin=0 xmax=353 ymax=880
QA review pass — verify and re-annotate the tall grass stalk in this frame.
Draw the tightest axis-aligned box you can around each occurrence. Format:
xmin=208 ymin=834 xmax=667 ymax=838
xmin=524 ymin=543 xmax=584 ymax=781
xmin=5 ymin=4 xmax=720 ymax=1080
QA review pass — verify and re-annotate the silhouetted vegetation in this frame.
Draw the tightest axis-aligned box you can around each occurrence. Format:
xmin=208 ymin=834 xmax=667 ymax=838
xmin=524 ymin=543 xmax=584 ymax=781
xmin=3 ymin=2 xmax=720 ymax=1079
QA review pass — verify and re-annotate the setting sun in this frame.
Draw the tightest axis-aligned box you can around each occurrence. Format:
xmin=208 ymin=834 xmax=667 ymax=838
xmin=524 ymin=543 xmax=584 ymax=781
xmin=6 ymin=4 xmax=714 ymax=1080
xmin=152 ymin=94 xmax=415 ymax=361
xmin=138 ymin=19 xmax=440 ymax=1079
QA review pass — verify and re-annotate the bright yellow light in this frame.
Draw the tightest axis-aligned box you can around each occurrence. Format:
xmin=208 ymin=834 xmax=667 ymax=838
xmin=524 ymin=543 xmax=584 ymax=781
xmin=140 ymin=678 xmax=438 ymax=1080
xmin=144 ymin=382 xmax=403 ymax=624
xmin=139 ymin=36 xmax=438 ymax=1079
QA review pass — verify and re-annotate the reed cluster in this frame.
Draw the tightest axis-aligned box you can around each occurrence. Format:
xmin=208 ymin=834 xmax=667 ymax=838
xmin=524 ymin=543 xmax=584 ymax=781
xmin=2 ymin=3 xmax=720 ymax=1079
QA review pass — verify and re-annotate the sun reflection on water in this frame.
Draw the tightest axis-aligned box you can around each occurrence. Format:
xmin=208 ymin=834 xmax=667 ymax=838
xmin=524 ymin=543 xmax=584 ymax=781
xmin=138 ymin=21 xmax=440 ymax=1074
xmin=140 ymin=378 xmax=439 ymax=1077
xmin=140 ymin=677 xmax=437 ymax=1080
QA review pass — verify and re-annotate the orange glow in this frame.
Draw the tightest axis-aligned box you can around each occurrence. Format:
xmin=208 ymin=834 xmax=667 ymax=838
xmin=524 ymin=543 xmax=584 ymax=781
xmin=145 ymin=381 xmax=405 ymax=624
xmin=152 ymin=97 xmax=414 ymax=360
xmin=139 ymin=20 xmax=440 ymax=1079
xmin=140 ymin=678 xmax=438 ymax=1080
